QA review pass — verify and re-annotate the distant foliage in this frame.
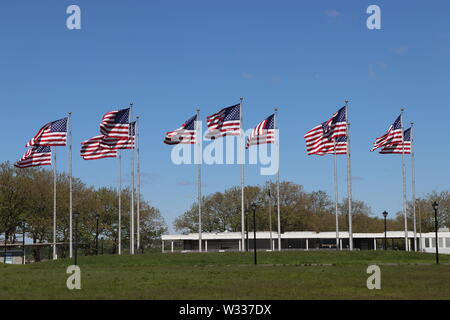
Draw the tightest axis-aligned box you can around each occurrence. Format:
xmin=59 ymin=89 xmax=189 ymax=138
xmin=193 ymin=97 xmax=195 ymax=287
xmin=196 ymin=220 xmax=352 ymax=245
xmin=0 ymin=162 xmax=167 ymax=259
xmin=174 ymin=181 xmax=419 ymax=234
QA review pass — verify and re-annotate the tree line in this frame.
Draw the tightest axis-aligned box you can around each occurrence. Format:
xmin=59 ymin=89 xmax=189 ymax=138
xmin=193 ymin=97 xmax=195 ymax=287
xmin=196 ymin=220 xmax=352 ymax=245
xmin=174 ymin=181 xmax=449 ymax=234
xmin=0 ymin=162 xmax=167 ymax=261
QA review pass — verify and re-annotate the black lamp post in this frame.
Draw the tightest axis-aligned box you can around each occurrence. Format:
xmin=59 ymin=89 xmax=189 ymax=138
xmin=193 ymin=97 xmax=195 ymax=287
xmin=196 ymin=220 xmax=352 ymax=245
xmin=432 ymin=201 xmax=439 ymax=264
xmin=382 ymin=211 xmax=388 ymax=250
xmin=73 ymin=212 xmax=79 ymax=266
xmin=251 ymin=202 xmax=257 ymax=265
xmin=95 ymin=214 xmax=100 ymax=256
xmin=245 ymin=208 xmax=249 ymax=252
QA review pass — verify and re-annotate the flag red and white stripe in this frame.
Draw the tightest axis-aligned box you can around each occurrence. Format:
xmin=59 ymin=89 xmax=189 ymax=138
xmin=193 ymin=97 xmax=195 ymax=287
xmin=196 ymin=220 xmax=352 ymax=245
xmin=206 ymin=104 xmax=240 ymax=139
xmin=15 ymin=146 xmax=52 ymax=168
xmin=304 ymin=107 xmax=347 ymax=155
xmin=80 ymin=135 xmax=118 ymax=160
xmin=371 ymin=115 xmax=403 ymax=151
xmin=26 ymin=118 xmax=68 ymax=147
xmin=101 ymin=122 xmax=136 ymax=149
xmin=164 ymin=115 xmax=197 ymax=145
xmin=99 ymin=108 xmax=130 ymax=139
xmin=379 ymin=127 xmax=411 ymax=154
xmin=246 ymin=114 xmax=275 ymax=148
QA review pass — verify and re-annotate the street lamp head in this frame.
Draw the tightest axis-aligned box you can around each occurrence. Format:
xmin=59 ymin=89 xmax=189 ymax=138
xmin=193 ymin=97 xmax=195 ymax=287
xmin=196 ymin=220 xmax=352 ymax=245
xmin=432 ymin=201 xmax=439 ymax=211
xmin=382 ymin=211 xmax=388 ymax=218
xmin=251 ymin=202 xmax=257 ymax=211
xmin=95 ymin=214 xmax=100 ymax=220
xmin=73 ymin=212 xmax=80 ymax=219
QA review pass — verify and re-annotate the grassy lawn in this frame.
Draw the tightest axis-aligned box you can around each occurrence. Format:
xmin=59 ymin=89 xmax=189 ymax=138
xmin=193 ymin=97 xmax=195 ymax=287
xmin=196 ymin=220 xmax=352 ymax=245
xmin=1 ymin=251 xmax=449 ymax=300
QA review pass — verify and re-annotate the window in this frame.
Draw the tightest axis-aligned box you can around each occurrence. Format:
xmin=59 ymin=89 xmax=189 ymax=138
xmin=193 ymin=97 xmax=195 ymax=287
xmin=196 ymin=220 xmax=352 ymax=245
xmin=446 ymin=238 xmax=450 ymax=248
xmin=439 ymin=238 xmax=444 ymax=248
xmin=425 ymin=238 xmax=430 ymax=248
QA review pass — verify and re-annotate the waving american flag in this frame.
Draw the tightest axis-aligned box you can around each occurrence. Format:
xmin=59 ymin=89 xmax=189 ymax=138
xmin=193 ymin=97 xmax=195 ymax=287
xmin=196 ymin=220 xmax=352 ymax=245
xmin=379 ymin=127 xmax=411 ymax=154
xmin=80 ymin=135 xmax=118 ymax=160
xmin=370 ymin=115 xmax=403 ymax=152
xmin=304 ymin=106 xmax=347 ymax=155
xmin=206 ymin=104 xmax=240 ymax=139
xmin=15 ymin=146 xmax=52 ymax=168
xmin=246 ymin=114 xmax=275 ymax=149
xmin=100 ymin=108 xmax=130 ymax=139
xmin=164 ymin=115 xmax=197 ymax=145
xmin=101 ymin=122 xmax=136 ymax=150
xmin=26 ymin=118 xmax=68 ymax=147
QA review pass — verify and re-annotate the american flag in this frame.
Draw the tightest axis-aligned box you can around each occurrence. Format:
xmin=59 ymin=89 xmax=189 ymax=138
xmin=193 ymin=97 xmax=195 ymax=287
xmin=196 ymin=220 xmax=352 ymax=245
xmin=370 ymin=115 xmax=403 ymax=151
xmin=246 ymin=114 xmax=275 ymax=149
xmin=101 ymin=122 xmax=136 ymax=150
xmin=315 ymin=136 xmax=348 ymax=156
xmin=164 ymin=115 xmax=197 ymax=145
xmin=304 ymin=106 xmax=347 ymax=155
xmin=26 ymin=118 xmax=68 ymax=147
xmin=100 ymin=108 xmax=130 ymax=139
xmin=15 ymin=146 xmax=52 ymax=168
xmin=80 ymin=135 xmax=118 ymax=160
xmin=379 ymin=127 xmax=411 ymax=154
xmin=206 ymin=104 xmax=240 ymax=139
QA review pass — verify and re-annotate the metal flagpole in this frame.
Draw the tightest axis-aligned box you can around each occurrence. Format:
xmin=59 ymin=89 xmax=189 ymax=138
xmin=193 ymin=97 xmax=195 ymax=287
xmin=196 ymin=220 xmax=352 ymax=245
xmin=118 ymin=151 xmax=122 ymax=255
xmin=268 ymin=188 xmax=273 ymax=250
xmin=400 ymin=108 xmax=409 ymax=251
xmin=410 ymin=122 xmax=417 ymax=251
xmin=136 ymin=117 xmax=141 ymax=252
xmin=130 ymin=103 xmax=135 ymax=255
xmin=196 ymin=109 xmax=202 ymax=252
xmin=275 ymin=108 xmax=281 ymax=251
xmin=240 ymin=97 xmax=245 ymax=252
xmin=333 ymin=139 xmax=340 ymax=250
xmin=68 ymin=112 xmax=73 ymax=258
xmin=53 ymin=147 xmax=57 ymax=260
xmin=345 ymin=101 xmax=353 ymax=250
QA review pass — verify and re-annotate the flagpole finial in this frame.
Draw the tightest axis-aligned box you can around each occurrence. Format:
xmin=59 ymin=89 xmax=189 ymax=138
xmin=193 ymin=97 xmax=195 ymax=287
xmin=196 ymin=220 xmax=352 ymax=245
xmin=274 ymin=108 xmax=278 ymax=112
xmin=240 ymin=97 xmax=244 ymax=101
xmin=345 ymin=100 xmax=349 ymax=104
xmin=401 ymin=108 xmax=405 ymax=112
xmin=196 ymin=108 xmax=200 ymax=112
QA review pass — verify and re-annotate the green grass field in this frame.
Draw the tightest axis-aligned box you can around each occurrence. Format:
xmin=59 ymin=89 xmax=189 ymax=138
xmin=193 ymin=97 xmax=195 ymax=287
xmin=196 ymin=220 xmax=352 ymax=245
xmin=1 ymin=251 xmax=449 ymax=300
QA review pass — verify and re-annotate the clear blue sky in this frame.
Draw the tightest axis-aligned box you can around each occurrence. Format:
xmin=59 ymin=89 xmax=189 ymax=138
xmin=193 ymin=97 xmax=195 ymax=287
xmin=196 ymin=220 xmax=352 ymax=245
xmin=1 ymin=1 xmax=449 ymax=233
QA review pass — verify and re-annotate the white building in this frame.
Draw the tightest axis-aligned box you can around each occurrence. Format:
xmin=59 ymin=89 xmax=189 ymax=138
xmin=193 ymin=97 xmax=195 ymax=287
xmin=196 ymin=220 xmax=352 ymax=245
xmin=161 ymin=231 xmax=450 ymax=254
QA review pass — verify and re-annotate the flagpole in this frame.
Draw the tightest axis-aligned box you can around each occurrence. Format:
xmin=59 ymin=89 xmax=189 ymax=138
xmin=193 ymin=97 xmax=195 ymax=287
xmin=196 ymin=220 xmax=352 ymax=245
xmin=274 ymin=108 xmax=281 ymax=251
xmin=345 ymin=101 xmax=353 ymax=250
xmin=118 ymin=150 xmax=122 ymax=255
xmin=400 ymin=108 xmax=409 ymax=251
xmin=53 ymin=147 xmax=57 ymax=260
xmin=68 ymin=112 xmax=73 ymax=258
xmin=411 ymin=122 xmax=417 ymax=251
xmin=240 ymin=97 xmax=245 ymax=252
xmin=136 ymin=116 xmax=141 ymax=252
xmin=130 ymin=103 xmax=135 ymax=255
xmin=268 ymin=187 xmax=273 ymax=251
xmin=333 ymin=139 xmax=340 ymax=250
xmin=196 ymin=108 xmax=202 ymax=252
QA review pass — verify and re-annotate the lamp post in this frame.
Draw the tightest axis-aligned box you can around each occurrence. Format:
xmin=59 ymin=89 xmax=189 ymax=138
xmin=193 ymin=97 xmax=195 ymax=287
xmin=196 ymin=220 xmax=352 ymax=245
xmin=73 ymin=212 xmax=79 ymax=266
xmin=382 ymin=211 xmax=388 ymax=250
xmin=95 ymin=214 xmax=100 ymax=256
xmin=251 ymin=202 xmax=257 ymax=265
xmin=432 ymin=201 xmax=439 ymax=264
xmin=245 ymin=208 xmax=249 ymax=252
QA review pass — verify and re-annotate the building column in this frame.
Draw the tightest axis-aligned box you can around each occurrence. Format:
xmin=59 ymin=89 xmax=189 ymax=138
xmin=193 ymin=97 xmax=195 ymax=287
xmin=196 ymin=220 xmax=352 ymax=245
xmin=238 ymin=240 xmax=241 ymax=252
xmin=205 ymin=240 xmax=208 ymax=252
xmin=272 ymin=240 xmax=275 ymax=251
xmin=339 ymin=239 xmax=342 ymax=250
xmin=306 ymin=239 xmax=309 ymax=251
xmin=374 ymin=238 xmax=377 ymax=251
xmin=171 ymin=241 xmax=174 ymax=253
xmin=162 ymin=240 xmax=165 ymax=253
